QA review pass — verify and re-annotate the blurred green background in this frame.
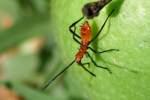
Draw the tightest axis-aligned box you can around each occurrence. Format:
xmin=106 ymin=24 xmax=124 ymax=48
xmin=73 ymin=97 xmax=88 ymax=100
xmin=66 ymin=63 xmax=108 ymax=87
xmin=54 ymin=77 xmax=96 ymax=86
xmin=0 ymin=0 xmax=69 ymax=100
xmin=0 ymin=0 xmax=150 ymax=100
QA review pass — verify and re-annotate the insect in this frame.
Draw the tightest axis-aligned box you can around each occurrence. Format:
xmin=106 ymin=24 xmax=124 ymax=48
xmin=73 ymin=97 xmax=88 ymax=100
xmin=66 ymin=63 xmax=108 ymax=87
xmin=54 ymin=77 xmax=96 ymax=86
xmin=42 ymin=9 xmax=117 ymax=90
xmin=82 ymin=0 xmax=112 ymax=19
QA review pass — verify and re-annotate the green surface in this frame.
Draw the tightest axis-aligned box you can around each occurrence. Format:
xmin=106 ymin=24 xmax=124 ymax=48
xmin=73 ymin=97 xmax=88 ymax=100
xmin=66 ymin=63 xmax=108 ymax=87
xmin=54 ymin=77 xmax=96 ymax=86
xmin=49 ymin=0 xmax=150 ymax=100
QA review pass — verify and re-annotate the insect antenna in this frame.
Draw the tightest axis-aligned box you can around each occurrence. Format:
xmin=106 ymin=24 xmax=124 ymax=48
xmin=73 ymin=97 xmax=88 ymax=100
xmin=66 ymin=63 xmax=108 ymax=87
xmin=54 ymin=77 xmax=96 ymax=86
xmin=41 ymin=60 xmax=76 ymax=90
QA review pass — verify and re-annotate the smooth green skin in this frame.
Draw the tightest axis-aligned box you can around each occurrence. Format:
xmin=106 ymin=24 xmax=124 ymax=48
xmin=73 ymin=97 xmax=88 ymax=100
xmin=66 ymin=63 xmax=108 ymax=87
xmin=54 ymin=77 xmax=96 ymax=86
xmin=50 ymin=0 xmax=150 ymax=100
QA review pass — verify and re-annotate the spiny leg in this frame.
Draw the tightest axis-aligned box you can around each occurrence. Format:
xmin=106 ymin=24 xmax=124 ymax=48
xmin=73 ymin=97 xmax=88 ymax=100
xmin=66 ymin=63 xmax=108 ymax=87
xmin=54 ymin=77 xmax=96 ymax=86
xmin=87 ymin=52 xmax=112 ymax=73
xmin=88 ymin=47 xmax=119 ymax=54
xmin=69 ymin=16 xmax=84 ymax=39
xmin=79 ymin=62 xmax=96 ymax=77
xmin=89 ymin=9 xmax=115 ymax=44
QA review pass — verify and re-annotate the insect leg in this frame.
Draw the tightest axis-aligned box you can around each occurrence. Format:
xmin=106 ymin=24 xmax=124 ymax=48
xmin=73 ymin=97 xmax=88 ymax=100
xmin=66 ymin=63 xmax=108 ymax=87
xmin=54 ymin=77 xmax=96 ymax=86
xmin=88 ymin=47 xmax=119 ymax=54
xmin=79 ymin=63 xmax=96 ymax=77
xmin=69 ymin=16 xmax=84 ymax=39
xmin=89 ymin=9 xmax=115 ymax=44
xmin=87 ymin=52 xmax=112 ymax=73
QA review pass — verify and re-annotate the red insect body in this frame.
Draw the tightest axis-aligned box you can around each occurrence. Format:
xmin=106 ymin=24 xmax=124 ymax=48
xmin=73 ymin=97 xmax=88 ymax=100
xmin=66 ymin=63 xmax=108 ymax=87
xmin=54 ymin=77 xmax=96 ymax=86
xmin=75 ymin=21 xmax=91 ymax=63
xmin=42 ymin=10 xmax=119 ymax=90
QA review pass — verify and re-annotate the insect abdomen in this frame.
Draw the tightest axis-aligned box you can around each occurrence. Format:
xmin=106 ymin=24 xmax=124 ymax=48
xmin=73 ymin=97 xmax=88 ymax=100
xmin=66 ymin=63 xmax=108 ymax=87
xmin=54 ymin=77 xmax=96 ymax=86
xmin=75 ymin=45 xmax=88 ymax=63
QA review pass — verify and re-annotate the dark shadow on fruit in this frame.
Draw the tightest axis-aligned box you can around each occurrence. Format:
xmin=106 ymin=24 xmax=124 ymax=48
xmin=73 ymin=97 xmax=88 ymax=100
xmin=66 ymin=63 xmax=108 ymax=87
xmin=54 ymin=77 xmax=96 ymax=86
xmin=91 ymin=18 xmax=113 ymax=61
xmin=91 ymin=21 xmax=99 ymax=59
xmin=107 ymin=0 xmax=125 ymax=17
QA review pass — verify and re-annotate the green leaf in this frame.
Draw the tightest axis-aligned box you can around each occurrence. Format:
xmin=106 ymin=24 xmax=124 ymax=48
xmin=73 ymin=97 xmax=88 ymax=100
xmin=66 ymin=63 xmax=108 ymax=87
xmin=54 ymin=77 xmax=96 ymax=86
xmin=49 ymin=0 xmax=150 ymax=100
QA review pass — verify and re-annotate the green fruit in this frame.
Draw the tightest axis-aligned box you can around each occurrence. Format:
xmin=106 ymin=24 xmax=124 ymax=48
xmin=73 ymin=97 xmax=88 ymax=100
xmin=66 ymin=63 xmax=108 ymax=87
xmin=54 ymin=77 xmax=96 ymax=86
xmin=50 ymin=0 xmax=150 ymax=100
